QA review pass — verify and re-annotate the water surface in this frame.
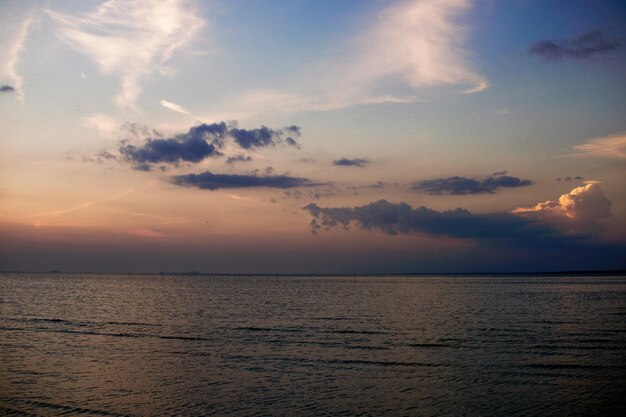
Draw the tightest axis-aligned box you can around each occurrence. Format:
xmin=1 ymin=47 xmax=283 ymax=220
xmin=1 ymin=273 xmax=625 ymax=415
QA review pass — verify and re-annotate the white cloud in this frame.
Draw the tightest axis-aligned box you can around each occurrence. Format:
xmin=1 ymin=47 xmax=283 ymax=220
xmin=513 ymin=182 xmax=612 ymax=235
xmin=330 ymin=0 xmax=487 ymax=106
xmin=211 ymin=0 xmax=487 ymax=117
xmin=83 ymin=113 xmax=119 ymax=138
xmin=48 ymin=0 xmax=204 ymax=109
xmin=573 ymin=132 xmax=626 ymax=159
xmin=160 ymin=99 xmax=196 ymax=117
xmin=0 ymin=7 xmax=36 ymax=101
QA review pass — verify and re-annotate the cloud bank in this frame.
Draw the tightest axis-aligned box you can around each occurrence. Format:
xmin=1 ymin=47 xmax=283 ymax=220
xmin=304 ymin=183 xmax=612 ymax=246
xmin=172 ymin=171 xmax=318 ymax=190
xmin=529 ymin=30 xmax=620 ymax=61
xmin=413 ymin=173 xmax=532 ymax=195
xmin=48 ymin=0 xmax=204 ymax=108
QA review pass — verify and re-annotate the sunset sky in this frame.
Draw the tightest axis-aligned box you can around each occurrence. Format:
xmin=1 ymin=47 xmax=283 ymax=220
xmin=1 ymin=0 xmax=625 ymax=273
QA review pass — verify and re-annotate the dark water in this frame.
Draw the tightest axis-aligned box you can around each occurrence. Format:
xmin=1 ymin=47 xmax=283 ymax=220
xmin=1 ymin=273 xmax=625 ymax=416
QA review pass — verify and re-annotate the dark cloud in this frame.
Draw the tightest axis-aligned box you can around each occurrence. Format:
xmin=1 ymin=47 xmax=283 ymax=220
xmin=413 ymin=174 xmax=532 ymax=195
xmin=225 ymin=154 xmax=253 ymax=165
xmin=171 ymin=171 xmax=319 ymax=190
xmin=283 ymin=187 xmax=336 ymax=201
xmin=115 ymin=122 xmax=301 ymax=169
xmin=334 ymin=158 xmax=369 ymax=167
xmin=230 ymin=125 xmax=301 ymax=149
xmin=119 ymin=123 xmax=226 ymax=167
xmin=0 ymin=85 xmax=15 ymax=93
xmin=556 ymin=176 xmax=584 ymax=182
xmin=303 ymin=199 xmax=580 ymax=248
xmin=529 ymin=30 xmax=620 ymax=61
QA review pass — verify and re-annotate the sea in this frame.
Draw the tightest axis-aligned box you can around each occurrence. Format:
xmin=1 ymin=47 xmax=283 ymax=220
xmin=1 ymin=272 xmax=625 ymax=416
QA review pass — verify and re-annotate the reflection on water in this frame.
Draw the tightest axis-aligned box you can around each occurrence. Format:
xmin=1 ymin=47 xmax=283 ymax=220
xmin=1 ymin=273 xmax=625 ymax=415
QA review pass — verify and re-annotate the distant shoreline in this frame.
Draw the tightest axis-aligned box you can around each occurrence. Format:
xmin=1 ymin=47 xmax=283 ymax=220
xmin=2 ymin=270 xmax=625 ymax=277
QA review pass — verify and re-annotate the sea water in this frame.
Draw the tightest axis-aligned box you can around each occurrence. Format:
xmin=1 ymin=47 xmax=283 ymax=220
xmin=1 ymin=273 xmax=625 ymax=415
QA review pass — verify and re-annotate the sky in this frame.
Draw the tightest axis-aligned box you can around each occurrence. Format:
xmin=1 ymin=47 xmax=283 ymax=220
xmin=1 ymin=0 xmax=625 ymax=274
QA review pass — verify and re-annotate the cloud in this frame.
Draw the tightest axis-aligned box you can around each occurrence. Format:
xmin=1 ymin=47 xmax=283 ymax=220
xmin=303 ymin=199 xmax=570 ymax=249
xmin=213 ymin=0 xmax=487 ymax=117
xmin=172 ymin=171 xmax=319 ymax=190
xmin=555 ymin=176 xmax=584 ymax=182
xmin=160 ymin=99 xmax=196 ymax=117
xmin=529 ymin=30 xmax=620 ymax=61
xmin=225 ymin=154 xmax=252 ymax=165
xmin=334 ymin=158 xmax=369 ymax=168
xmin=83 ymin=113 xmax=120 ymax=138
xmin=573 ymin=132 xmax=626 ymax=159
xmin=304 ymin=183 xmax=613 ymax=246
xmin=48 ymin=0 xmax=204 ymax=108
xmin=229 ymin=125 xmax=300 ymax=149
xmin=513 ymin=182 xmax=611 ymax=235
xmin=115 ymin=122 xmax=301 ymax=169
xmin=323 ymin=0 xmax=487 ymax=106
xmin=413 ymin=174 xmax=532 ymax=195
xmin=119 ymin=123 xmax=226 ymax=167
xmin=0 ymin=8 xmax=35 ymax=101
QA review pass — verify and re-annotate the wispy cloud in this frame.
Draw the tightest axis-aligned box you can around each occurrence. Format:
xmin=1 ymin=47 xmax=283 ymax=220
xmin=573 ymin=132 xmax=626 ymax=159
xmin=210 ymin=0 xmax=486 ymax=117
xmin=161 ymin=99 xmax=197 ymax=118
xmin=48 ymin=0 xmax=204 ymax=109
xmin=328 ymin=0 xmax=487 ymax=104
xmin=0 ymin=8 xmax=36 ymax=101
xmin=83 ymin=113 xmax=120 ymax=138
xmin=529 ymin=30 xmax=620 ymax=61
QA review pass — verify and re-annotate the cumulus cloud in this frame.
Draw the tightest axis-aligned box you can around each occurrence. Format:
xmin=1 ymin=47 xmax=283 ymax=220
xmin=0 ymin=7 xmax=35 ymax=101
xmin=48 ymin=0 xmax=204 ymax=108
xmin=529 ymin=30 xmax=620 ymax=61
xmin=573 ymin=132 xmax=626 ymax=159
xmin=334 ymin=158 xmax=369 ymax=168
xmin=513 ymin=182 xmax=611 ymax=235
xmin=172 ymin=171 xmax=319 ymax=190
xmin=413 ymin=174 xmax=532 ymax=195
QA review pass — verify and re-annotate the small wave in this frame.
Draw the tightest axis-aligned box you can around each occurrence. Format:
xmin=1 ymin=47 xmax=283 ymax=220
xmin=322 ymin=329 xmax=388 ymax=335
xmin=408 ymin=343 xmax=451 ymax=348
xmin=0 ymin=398 xmax=129 ymax=416
xmin=237 ymin=326 xmax=305 ymax=333
xmin=1 ymin=326 xmax=211 ymax=342
xmin=525 ymin=363 xmax=604 ymax=370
